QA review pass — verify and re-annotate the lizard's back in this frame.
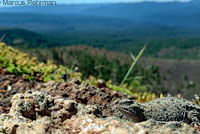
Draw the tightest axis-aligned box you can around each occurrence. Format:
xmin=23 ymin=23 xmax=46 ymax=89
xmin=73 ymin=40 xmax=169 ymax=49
xmin=143 ymin=97 xmax=200 ymax=123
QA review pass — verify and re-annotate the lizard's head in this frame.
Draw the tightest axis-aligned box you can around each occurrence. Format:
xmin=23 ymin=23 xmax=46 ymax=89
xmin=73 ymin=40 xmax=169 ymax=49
xmin=118 ymin=99 xmax=145 ymax=122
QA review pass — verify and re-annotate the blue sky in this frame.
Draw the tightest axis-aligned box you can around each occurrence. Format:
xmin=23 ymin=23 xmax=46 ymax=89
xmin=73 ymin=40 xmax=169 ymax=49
xmin=57 ymin=0 xmax=191 ymax=4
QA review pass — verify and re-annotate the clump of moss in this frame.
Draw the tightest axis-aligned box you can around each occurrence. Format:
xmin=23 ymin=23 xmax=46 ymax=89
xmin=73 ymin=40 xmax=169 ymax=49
xmin=0 ymin=42 xmax=82 ymax=82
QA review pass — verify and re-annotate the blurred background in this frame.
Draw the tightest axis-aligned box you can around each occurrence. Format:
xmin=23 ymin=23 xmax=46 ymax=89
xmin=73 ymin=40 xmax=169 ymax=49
xmin=0 ymin=0 xmax=200 ymax=99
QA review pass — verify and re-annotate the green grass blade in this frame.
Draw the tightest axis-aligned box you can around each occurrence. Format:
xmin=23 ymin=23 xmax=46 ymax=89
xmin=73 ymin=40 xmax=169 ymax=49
xmin=120 ymin=45 xmax=146 ymax=86
xmin=130 ymin=52 xmax=136 ymax=61
xmin=0 ymin=34 xmax=6 ymax=42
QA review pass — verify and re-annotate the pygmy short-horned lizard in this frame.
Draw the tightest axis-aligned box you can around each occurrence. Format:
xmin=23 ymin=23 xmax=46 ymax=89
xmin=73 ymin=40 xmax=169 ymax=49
xmin=118 ymin=97 xmax=200 ymax=125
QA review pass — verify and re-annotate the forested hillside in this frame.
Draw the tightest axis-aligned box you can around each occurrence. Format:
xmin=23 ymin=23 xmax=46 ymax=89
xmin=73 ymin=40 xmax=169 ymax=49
xmin=1 ymin=28 xmax=200 ymax=59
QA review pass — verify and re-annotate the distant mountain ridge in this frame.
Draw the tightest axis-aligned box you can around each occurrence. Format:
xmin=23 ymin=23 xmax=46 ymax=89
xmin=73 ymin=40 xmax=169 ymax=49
xmin=0 ymin=0 xmax=200 ymax=52
xmin=0 ymin=0 xmax=199 ymax=32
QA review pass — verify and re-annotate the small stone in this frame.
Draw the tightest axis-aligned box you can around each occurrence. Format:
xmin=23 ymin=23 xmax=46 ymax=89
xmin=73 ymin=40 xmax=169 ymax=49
xmin=97 ymin=79 xmax=107 ymax=88
xmin=7 ymin=85 xmax=12 ymax=91
xmin=1 ymin=80 xmax=11 ymax=88
xmin=71 ymin=78 xmax=80 ymax=85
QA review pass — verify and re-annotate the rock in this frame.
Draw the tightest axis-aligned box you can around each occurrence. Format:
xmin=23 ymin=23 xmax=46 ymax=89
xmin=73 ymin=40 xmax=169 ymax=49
xmin=61 ymin=115 xmax=198 ymax=134
xmin=97 ymin=79 xmax=107 ymax=88
xmin=51 ymin=99 xmax=78 ymax=123
xmin=0 ymin=73 xmax=37 ymax=114
xmin=0 ymin=114 xmax=31 ymax=134
xmin=0 ymin=69 xmax=128 ymax=116
xmin=0 ymin=91 xmax=106 ymax=134
xmin=9 ymin=91 xmax=54 ymax=120
xmin=37 ymin=79 xmax=128 ymax=117
xmin=16 ymin=117 xmax=52 ymax=134
xmin=77 ymin=105 xmax=102 ymax=117
xmin=1 ymin=80 xmax=11 ymax=88
xmin=0 ymin=68 xmax=200 ymax=133
xmin=71 ymin=78 xmax=81 ymax=85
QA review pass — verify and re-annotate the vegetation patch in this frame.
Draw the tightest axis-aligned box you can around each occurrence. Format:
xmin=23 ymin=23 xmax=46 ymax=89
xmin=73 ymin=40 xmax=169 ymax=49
xmin=0 ymin=42 xmax=82 ymax=82
xmin=0 ymin=42 xmax=163 ymax=102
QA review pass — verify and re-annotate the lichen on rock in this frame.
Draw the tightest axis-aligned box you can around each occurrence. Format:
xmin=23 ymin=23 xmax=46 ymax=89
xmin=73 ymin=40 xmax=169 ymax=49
xmin=9 ymin=90 xmax=54 ymax=120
